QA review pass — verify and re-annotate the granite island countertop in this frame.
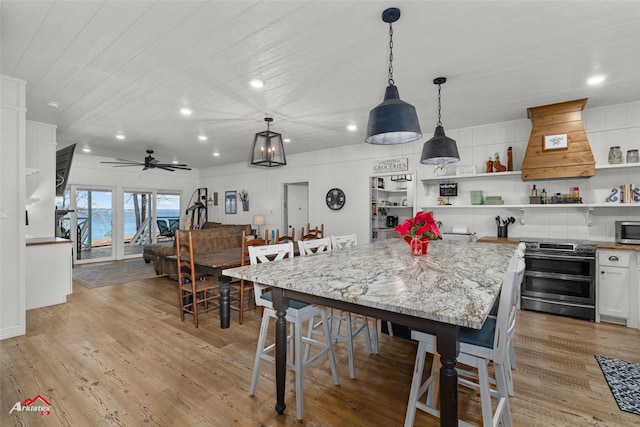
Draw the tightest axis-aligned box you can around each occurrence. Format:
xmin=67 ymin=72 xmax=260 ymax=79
xmin=223 ymin=239 xmax=515 ymax=329
xmin=478 ymin=236 xmax=640 ymax=252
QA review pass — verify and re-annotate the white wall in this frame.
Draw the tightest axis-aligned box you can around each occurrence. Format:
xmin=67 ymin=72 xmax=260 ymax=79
xmin=25 ymin=121 xmax=57 ymax=239
xmin=200 ymin=101 xmax=640 ymax=243
xmin=1 ymin=75 xmax=27 ymax=339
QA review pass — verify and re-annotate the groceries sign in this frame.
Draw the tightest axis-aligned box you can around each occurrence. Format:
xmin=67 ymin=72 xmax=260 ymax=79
xmin=372 ymin=158 xmax=408 ymax=174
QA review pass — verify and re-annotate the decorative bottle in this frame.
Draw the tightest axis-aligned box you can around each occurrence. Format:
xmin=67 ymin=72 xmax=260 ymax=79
xmin=486 ymin=158 xmax=493 ymax=173
xmin=531 ymin=185 xmax=537 ymax=197
xmin=608 ymin=146 xmax=623 ymax=164
xmin=541 ymin=188 xmax=547 ymax=204
xmin=507 ymin=147 xmax=513 ymax=171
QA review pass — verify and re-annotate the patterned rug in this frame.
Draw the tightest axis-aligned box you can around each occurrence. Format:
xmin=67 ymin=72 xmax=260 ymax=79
xmin=595 ymin=355 xmax=640 ymax=416
xmin=73 ymin=258 xmax=160 ymax=288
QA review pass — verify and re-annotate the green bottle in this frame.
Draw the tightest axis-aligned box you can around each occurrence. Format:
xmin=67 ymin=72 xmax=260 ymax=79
xmin=541 ymin=188 xmax=547 ymax=204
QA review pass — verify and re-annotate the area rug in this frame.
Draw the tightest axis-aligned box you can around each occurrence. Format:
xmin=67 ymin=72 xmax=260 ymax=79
xmin=595 ymin=355 xmax=640 ymax=416
xmin=73 ymin=258 xmax=160 ymax=288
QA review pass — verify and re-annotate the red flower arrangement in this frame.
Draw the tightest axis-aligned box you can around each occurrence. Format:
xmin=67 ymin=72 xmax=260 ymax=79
xmin=394 ymin=211 xmax=442 ymax=240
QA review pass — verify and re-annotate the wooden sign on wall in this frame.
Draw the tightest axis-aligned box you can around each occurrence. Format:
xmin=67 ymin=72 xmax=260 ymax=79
xmin=372 ymin=158 xmax=408 ymax=174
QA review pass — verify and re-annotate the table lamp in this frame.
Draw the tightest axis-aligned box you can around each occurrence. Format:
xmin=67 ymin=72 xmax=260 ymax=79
xmin=253 ymin=214 xmax=266 ymax=236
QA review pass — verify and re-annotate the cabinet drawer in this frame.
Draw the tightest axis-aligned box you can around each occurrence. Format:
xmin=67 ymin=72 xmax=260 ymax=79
xmin=598 ymin=250 xmax=631 ymax=267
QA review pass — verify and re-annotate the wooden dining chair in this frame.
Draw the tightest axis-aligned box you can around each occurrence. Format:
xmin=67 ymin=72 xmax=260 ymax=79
xmin=248 ymin=242 xmax=339 ymax=420
xmin=299 ymin=227 xmax=318 ymax=241
xmin=404 ymin=256 xmax=526 ymax=427
xmin=175 ymin=230 xmax=220 ymax=328
xmin=231 ymin=230 xmax=268 ymax=325
xmin=276 ymin=227 xmax=295 ymax=243
xmin=305 ymin=223 xmax=324 ymax=238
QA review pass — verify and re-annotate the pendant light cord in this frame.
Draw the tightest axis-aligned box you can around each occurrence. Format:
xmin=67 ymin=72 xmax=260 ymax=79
xmin=387 ymin=23 xmax=394 ymax=86
xmin=437 ymin=83 xmax=442 ymax=126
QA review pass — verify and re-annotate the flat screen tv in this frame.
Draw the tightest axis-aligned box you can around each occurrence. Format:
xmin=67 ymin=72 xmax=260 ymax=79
xmin=56 ymin=144 xmax=75 ymax=196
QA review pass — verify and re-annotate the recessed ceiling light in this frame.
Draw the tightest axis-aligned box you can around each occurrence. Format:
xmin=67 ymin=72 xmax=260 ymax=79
xmin=116 ymin=134 xmax=126 ymax=140
xmin=283 ymin=138 xmax=291 ymax=143
xmin=587 ymin=75 xmax=605 ymax=85
xmin=249 ymin=79 xmax=264 ymax=89
xmin=198 ymin=135 xmax=208 ymax=141
xmin=347 ymin=124 xmax=358 ymax=132
xmin=172 ymin=160 xmax=179 ymax=164
xmin=179 ymin=107 xmax=193 ymax=116
xmin=82 ymin=148 xmax=91 ymax=153
xmin=213 ymin=152 xmax=220 ymax=157
xmin=46 ymin=100 xmax=60 ymax=108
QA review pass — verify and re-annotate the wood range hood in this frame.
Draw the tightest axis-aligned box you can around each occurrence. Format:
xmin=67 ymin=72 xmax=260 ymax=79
xmin=521 ymin=98 xmax=595 ymax=181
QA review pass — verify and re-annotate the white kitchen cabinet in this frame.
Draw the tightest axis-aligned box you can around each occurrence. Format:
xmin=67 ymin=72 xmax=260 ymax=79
xmin=597 ymin=249 xmax=636 ymax=326
xmin=25 ymin=238 xmax=73 ymax=310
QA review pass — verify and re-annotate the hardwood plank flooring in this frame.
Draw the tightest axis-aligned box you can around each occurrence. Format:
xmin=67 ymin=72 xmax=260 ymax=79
xmin=2 ymin=276 xmax=639 ymax=426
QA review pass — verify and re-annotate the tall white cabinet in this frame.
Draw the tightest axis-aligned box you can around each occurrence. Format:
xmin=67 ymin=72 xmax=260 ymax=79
xmin=1 ymin=75 xmax=27 ymax=339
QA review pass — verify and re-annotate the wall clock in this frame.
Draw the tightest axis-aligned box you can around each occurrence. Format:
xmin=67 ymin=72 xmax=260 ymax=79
xmin=326 ymin=188 xmax=346 ymax=210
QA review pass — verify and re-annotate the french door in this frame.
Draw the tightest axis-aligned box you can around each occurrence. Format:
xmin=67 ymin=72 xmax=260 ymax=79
xmin=74 ymin=187 xmax=115 ymax=263
xmin=123 ymin=190 xmax=153 ymax=258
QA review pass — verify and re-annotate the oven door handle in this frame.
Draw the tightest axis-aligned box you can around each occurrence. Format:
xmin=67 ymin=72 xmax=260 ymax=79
xmin=525 ymin=253 xmax=595 ymax=262
xmin=524 ymin=270 xmax=594 ymax=282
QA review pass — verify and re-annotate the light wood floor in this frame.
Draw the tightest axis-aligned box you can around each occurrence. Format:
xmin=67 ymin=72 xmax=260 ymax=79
xmin=2 ymin=276 xmax=639 ymax=426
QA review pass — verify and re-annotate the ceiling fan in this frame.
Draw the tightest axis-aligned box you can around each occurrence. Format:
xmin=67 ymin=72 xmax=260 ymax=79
xmin=101 ymin=150 xmax=191 ymax=171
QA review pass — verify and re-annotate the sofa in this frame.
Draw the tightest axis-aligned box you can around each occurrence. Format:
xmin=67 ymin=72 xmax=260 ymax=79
xmin=143 ymin=223 xmax=251 ymax=276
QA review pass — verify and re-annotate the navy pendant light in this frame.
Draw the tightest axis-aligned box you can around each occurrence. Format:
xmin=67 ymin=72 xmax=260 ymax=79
xmin=365 ymin=8 xmax=422 ymax=145
xmin=420 ymin=77 xmax=460 ymax=165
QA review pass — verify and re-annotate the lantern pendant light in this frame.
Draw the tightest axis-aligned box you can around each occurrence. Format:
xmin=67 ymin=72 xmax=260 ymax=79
xmin=420 ymin=77 xmax=460 ymax=165
xmin=250 ymin=117 xmax=286 ymax=167
xmin=365 ymin=8 xmax=422 ymax=145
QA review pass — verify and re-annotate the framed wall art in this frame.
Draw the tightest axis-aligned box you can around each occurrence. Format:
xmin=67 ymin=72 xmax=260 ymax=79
xmin=225 ymin=191 xmax=237 ymax=214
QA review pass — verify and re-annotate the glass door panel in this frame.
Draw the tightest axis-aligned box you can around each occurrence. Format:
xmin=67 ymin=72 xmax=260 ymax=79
xmin=154 ymin=192 xmax=181 ymax=244
xmin=123 ymin=191 xmax=153 ymax=257
xmin=75 ymin=189 xmax=114 ymax=262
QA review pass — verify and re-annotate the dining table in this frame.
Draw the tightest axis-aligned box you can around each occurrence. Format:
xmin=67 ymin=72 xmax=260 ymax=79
xmin=221 ymin=238 xmax=515 ymax=427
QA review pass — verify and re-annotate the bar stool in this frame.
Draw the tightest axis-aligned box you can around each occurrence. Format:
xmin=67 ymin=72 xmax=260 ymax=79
xmin=404 ymin=256 xmax=525 ymax=427
xmin=248 ymin=242 xmax=339 ymax=420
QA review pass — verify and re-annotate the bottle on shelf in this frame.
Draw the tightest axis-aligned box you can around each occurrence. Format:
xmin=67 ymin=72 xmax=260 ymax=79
xmin=573 ymin=187 xmax=580 ymax=198
xmin=507 ymin=147 xmax=513 ymax=171
xmin=531 ymin=185 xmax=538 ymax=197
xmin=541 ymin=188 xmax=547 ymax=204
xmin=486 ymin=157 xmax=493 ymax=173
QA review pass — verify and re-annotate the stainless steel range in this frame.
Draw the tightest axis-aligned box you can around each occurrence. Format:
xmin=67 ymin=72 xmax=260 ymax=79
xmin=520 ymin=238 xmax=596 ymax=321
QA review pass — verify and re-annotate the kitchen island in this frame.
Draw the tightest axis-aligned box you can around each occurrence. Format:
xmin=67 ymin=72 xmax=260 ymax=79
xmin=223 ymin=239 xmax=515 ymax=426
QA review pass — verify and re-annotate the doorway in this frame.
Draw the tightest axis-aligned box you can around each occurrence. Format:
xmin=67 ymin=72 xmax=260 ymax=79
xmin=74 ymin=188 xmax=115 ymax=263
xmin=283 ymin=182 xmax=308 ymax=240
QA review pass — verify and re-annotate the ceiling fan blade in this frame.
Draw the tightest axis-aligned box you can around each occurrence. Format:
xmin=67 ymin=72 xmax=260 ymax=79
xmin=156 ymin=165 xmax=175 ymax=172
xmin=101 ymin=160 xmax=143 ymax=165
xmin=156 ymin=163 xmax=191 ymax=170
xmin=111 ymin=164 xmax=144 ymax=167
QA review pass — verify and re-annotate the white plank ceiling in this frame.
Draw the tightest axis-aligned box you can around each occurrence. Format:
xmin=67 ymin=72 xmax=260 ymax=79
xmin=2 ymin=1 xmax=639 ymax=169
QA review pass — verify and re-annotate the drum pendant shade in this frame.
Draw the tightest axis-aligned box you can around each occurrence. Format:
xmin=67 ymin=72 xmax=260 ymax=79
xmin=366 ymin=85 xmax=422 ymax=145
